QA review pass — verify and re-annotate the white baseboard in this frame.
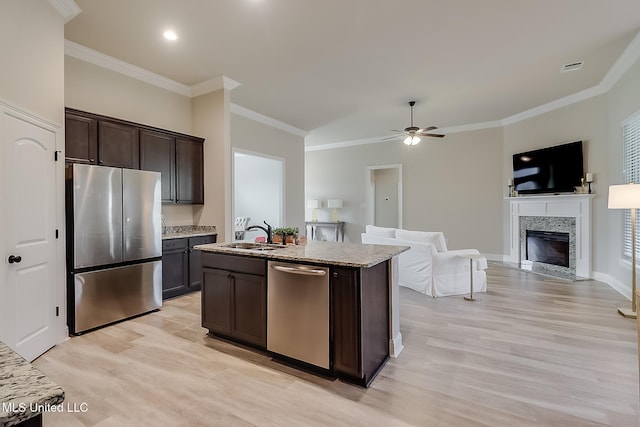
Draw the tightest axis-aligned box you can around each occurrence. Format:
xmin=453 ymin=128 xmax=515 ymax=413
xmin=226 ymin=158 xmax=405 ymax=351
xmin=592 ymin=271 xmax=632 ymax=301
xmin=389 ymin=332 xmax=403 ymax=358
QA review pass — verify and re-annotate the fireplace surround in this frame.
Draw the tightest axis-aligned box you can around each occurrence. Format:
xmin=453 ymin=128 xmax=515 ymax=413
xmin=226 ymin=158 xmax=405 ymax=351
xmin=506 ymin=194 xmax=593 ymax=279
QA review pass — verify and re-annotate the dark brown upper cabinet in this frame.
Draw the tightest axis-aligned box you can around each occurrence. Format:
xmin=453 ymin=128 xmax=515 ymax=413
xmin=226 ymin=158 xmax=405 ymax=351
xmin=139 ymin=129 xmax=176 ymax=203
xmin=176 ymin=137 xmax=204 ymax=204
xmin=98 ymin=121 xmax=139 ymax=169
xmin=65 ymin=111 xmax=98 ymax=165
xmin=65 ymin=108 xmax=205 ymax=205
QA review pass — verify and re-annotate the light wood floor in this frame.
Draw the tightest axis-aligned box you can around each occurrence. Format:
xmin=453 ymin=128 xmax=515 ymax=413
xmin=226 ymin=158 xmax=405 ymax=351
xmin=33 ymin=263 xmax=639 ymax=426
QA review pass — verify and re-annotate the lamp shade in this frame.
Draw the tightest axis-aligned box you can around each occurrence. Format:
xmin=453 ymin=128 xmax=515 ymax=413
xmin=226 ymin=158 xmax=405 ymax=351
xmin=608 ymin=184 xmax=640 ymax=209
xmin=306 ymin=199 xmax=320 ymax=209
xmin=327 ymin=199 xmax=343 ymax=209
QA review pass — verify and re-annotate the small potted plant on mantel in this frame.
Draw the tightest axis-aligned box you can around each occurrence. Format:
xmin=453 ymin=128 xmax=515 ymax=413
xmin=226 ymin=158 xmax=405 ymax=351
xmin=272 ymin=227 xmax=298 ymax=245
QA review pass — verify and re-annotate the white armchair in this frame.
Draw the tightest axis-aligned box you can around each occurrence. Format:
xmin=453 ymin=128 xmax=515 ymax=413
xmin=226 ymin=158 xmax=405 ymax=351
xmin=361 ymin=225 xmax=487 ymax=297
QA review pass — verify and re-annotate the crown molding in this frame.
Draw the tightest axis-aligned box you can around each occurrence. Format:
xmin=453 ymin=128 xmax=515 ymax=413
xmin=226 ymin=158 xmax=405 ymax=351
xmin=48 ymin=0 xmax=81 ymax=23
xmin=311 ymin=31 xmax=640 ymax=151
xmin=305 ymin=136 xmax=385 ymax=152
xmin=64 ymin=40 xmax=192 ymax=96
xmin=600 ymin=31 xmax=640 ymax=91
xmin=191 ymin=76 xmax=241 ymax=97
xmin=64 ymin=40 xmax=306 ymax=137
xmin=500 ymin=85 xmax=606 ymax=126
xmin=231 ymin=104 xmax=308 ymax=138
xmin=436 ymin=120 xmax=503 ymax=135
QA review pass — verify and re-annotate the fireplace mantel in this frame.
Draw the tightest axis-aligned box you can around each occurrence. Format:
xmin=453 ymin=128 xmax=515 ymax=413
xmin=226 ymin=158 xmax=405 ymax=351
xmin=506 ymin=194 xmax=595 ymax=278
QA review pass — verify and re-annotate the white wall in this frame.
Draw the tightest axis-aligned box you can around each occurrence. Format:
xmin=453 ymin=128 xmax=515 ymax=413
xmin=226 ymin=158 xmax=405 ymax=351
xmin=231 ymin=113 xmax=305 ymax=239
xmin=0 ymin=0 xmax=66 ymax=343
xmin=305 ymin=126 xmax=504 ymax=255
xmin=234 ymin=151 xmax=283 ymax=241
xmin=1 ymin=0 xmax=64 ymax=124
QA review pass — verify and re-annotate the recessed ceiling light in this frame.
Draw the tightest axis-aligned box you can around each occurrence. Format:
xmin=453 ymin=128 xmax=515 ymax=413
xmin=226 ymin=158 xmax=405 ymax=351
xmin=163 ymin=30 xmax=177 ymax=41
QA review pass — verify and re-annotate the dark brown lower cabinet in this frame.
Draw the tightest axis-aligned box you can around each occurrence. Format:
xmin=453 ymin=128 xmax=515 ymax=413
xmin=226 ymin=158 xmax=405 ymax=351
xmin=201 ymin=253 xmax=267 ymax=348
xmin=162 ymin=238 xmax=188 ymax=299
xmin=162 ymin=234 xmax=216 ymax=299
xmin=199 ymin=252 xmax=390 ymax=386
xmin=331 ymin=261 xmax=390 ymax=387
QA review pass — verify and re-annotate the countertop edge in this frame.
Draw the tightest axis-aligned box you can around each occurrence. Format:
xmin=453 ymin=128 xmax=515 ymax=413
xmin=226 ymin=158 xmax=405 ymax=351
xmin=194 ymin=242 xmax=409 ymax=268
xmin=162 ymin=231 xmax=217 ymax=240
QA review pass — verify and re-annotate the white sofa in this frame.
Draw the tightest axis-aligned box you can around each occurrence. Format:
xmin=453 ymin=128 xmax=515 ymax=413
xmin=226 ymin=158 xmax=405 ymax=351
xmin=361 ymin=225 xmax=487 ymax=297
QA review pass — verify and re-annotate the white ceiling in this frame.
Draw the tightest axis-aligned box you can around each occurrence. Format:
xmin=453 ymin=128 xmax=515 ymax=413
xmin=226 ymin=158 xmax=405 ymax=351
xmin=63 ymin=0 xmax=640 ymax=146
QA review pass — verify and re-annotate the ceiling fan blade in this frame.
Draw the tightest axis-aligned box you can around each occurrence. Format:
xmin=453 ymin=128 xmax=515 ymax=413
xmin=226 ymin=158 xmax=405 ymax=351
xmin=418 ymin=126 xmax=438 ymax=132
xmin=422 ymin=133 xmax=445 ymax=138
xmin=380 ymin=134 xmax=403 ymax=141
xmin=389 ymin=130 xmax=405 ymax=133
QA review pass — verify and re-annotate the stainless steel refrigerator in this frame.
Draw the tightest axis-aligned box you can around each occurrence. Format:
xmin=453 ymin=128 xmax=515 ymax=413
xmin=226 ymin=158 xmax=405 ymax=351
xmin=66 ymin=164 xmax=162 ymax=334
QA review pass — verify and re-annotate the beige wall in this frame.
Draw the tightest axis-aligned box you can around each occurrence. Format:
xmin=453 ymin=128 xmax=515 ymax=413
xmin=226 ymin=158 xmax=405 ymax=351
xmin=605 ymin=57 xmax=640 ymax=290
xmin=192 ymin=90 xmax=230 ymax=240
xmin=64 ymin=56 xmax=192 ymax=134
xmin=305 ymin=127 xmax=504 ymax=255
xmin=502 ymin=95 xmax=609 ymax=272
xmin=1 ymin=0 xmax=64 ymax=124
xmin=64 ymin=55 xmax=199 ymax=226
xmin=231 ymin=114 xmax=305 ymax=236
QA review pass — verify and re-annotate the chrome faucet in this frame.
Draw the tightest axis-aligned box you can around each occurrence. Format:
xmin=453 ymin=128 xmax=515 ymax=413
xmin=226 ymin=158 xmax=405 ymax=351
xmin=246 ymin=221 xmax=273 ymax=244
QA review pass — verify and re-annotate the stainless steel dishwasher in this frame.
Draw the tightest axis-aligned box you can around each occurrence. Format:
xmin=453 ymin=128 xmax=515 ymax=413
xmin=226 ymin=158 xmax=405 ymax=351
xmin=267 ymin=261 xmax=329 ymax=369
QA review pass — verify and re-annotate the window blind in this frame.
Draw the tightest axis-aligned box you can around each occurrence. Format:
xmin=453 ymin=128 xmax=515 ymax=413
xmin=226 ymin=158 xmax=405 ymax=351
xmin=622 ymin=111 xmax=640 ymax=257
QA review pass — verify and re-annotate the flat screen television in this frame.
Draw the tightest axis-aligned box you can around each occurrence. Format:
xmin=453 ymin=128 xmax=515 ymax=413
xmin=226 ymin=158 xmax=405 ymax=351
xmin=512 ymin=141 xmax=584 ymax=195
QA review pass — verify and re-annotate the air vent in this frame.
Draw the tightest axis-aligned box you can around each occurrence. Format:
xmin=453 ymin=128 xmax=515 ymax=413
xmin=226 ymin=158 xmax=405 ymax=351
xmin=561 ymin=61 xmax=584 ymax=73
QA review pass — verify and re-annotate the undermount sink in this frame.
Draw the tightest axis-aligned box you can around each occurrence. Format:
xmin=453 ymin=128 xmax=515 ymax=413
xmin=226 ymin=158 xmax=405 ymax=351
xmin=223 ymin=242 xmax=283 ymax=251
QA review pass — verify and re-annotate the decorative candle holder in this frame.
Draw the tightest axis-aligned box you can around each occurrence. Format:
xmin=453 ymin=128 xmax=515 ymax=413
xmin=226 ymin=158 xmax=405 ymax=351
xmin=585 ymin=172 xmax=594 ymax=194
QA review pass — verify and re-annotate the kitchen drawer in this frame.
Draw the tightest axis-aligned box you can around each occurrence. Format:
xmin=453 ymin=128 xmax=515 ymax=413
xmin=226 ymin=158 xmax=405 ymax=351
xmin=162 ymin=238 xmax=187 ymax=251
xmin=201 ymin=253 xmax=266 ymax=276
xmin=189 ymin=235 xmax=216 ymax=247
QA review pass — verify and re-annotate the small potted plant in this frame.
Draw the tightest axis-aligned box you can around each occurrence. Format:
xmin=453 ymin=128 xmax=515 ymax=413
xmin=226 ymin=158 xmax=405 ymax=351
xmin=272 ymin=227 xmax=298 ymax=244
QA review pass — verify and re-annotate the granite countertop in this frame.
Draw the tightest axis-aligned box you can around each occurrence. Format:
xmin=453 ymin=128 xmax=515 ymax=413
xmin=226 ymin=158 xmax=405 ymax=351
xmin=0 ymin=342 xmax=65 ymax=425
xmin=162 ymin=225 xmax=217 ymax=240
xmin=194 ymin=241 xmax=409 ymax=268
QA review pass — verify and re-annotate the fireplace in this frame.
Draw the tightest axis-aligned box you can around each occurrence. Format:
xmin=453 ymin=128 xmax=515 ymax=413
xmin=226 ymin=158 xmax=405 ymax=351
xmin=526 ymin=230 xmax=570 ymax=268
xmin=519 ymin=215 xmax=576 ymax=280
xmin=508 ymin=195 xmax=593 ymax=279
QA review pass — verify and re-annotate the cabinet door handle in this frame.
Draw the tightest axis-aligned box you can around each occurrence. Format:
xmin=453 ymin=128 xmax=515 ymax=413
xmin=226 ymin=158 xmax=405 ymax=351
xmin=8 ymin=255 xmax=22 ymax=264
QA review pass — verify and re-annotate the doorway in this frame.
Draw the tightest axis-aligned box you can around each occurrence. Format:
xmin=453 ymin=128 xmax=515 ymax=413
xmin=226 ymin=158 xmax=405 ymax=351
xmin=233 ymin=150 xmax=284 ymax=241
xmin=367 ymin=165 xmax=402 ymax=229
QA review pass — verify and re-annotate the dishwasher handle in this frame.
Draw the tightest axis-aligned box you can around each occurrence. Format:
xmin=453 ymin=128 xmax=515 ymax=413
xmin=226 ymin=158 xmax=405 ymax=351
xmin=271 ymin=264 xmax=327 ymax=276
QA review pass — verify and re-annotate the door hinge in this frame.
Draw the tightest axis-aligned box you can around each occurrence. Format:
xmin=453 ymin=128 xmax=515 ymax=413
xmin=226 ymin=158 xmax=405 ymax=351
xmin=55 ymin=229 xmax=59 ymax=239
xmin=54 ymin=150 xmax=62 ymax=161
xmin=55 ymin=306 xmax=59 ymax=317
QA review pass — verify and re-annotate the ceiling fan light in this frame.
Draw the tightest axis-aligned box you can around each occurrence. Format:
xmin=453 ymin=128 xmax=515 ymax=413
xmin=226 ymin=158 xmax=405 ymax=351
xmin=404 ymin=135 xmax=420 ymax=145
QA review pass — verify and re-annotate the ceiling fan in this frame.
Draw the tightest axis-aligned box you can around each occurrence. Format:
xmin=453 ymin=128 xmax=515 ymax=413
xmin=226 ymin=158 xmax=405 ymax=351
xmin=382 ymin=101 xmax=445 ymax=145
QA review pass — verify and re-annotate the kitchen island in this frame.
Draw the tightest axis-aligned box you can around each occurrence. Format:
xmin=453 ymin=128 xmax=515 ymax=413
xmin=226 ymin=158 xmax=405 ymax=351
xmin=194 ymin=241 xmax=408 ymax=387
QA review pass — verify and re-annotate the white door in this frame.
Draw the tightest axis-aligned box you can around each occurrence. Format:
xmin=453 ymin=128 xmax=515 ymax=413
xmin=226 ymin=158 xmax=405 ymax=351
xmin=1 ymin=110 xmax=58 ymax=361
